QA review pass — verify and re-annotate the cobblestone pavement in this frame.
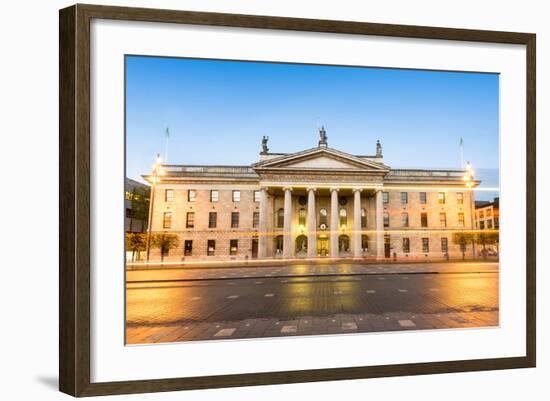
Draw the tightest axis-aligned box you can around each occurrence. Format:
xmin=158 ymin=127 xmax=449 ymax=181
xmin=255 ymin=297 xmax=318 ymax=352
xmin=127 ymin=261 xmax=498 ymax=283
xmin=126 ymin=269 xmax=499 ymax=344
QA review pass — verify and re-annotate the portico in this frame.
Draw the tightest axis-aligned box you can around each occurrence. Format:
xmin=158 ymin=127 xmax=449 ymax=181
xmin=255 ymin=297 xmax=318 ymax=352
xmin=255 ymin=184 xmax=384 ymax=259
xmin=252 ymin=140 xmax=388 ymax=259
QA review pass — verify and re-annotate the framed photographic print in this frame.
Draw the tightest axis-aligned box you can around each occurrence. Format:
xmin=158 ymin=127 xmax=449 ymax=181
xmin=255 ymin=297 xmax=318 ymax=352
xmin=59 ymin=4 xmax=536 ymax=397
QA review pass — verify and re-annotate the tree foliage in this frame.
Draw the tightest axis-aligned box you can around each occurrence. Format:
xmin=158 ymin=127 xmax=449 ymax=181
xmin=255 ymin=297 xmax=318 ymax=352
xmin=452 ymin=232 xmax=476 ymax=260
xmin=126 ymin=232 xmax=147 ymax=261
xmin=151 ymin=233 xmax=180 ymax=261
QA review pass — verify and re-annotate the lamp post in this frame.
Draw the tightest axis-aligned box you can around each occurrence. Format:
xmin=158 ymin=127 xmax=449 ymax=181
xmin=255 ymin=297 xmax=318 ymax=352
xmin=145 ymin=154 xmax=164 ymax=262
xmin=463 ymin=161 xmax=476 ymax=258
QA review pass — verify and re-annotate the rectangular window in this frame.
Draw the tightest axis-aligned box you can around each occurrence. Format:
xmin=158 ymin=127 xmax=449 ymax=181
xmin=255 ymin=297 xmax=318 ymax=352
xmin=163 ymin=212 xmax=172 ymax=229
xmin=494 ymin=217 xmax=499 ymax=229
xmin=421 ymin=212 xmax=428 ymax=227
xmin=232 ymin=190 xmax=241 ymax=202
xmin=439 ymin=212 xmax=447 ymax=227
xmin=207 ymin=240 xmax=215 ymax=256
xmin=186 ymin=212 xmax=194 ymax=228
xmin=422 ymin=238 xmax=430 ymax=253
xmin=253 ymin=212 xmax=259 ymax=228
xmin=340 ymin=209 xmax=348 ymax=227
xmin=188 ymin=189 xmax=196 ymax=202
xmin=254 ymin=190 xmax=261 ymax=202
xmin=184 ymin=240 xmax=193 ymax=256
xmin=298 ymin=208 xmax=307 ymax=226
xmin=230 ymin=239 xmax=238 ymax=255
xmin=419 ymin=192 xmax=427 ymax=204
xmin=401 ymin=212 xmax=409 ymax=227
xmin=208 ymin=212 xmax=217 ymax=228
xmin=231 ymin=212 xmax=239 ymax=228
xmin=487 ymin=219 xmax=493 ymax=229
xmin=165 ymin=189 xmax=174 ymax=202
xmin=402 ymin=238 xmax=410 ymax=253
xmin=400 ymin=192 xmax=408 ymax=204
xmin=210 ymin=190 xmax=219 ymax=202
xmin=438 ymin=192 xmax=446 ymax=204
xmin=277 ymin=209 xmax=284 ymax=228
xmin=383 ymin=212 xmax=389 ymax=228
xmin=479 ymin=210 xmax=485 ymax=219
xmin=458 ymin=212 xmax=465 ymax=227
xmin=361 ymin=210 xmax=367 ymax=228
xmin=441 ymin=237 xmax=448 ymax=253
xmin=382 ymin=191 xmax=389 ymax=203
xmin=457 ymin=192 xmax=464 ymax=204
xmin=125 ymin=208 xmax=133 ymax=218
xmin=480 ymin=220 xmax=485 ymax=229
xmin=486 ymin=208 xmax=492 ymax=217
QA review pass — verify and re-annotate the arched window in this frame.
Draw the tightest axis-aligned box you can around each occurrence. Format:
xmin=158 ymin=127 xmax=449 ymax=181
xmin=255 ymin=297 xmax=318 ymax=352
xmin=274 ymin=235 xmax=284 ymax=254
xmin=295 ymin=235 xmax=308 ymax=253
xmin=277 ymin=208 xmax=284 ymax=228
xmin=298 ymin=208 xmax=307 ymax=226
xmin=361 ymin=208 xmax=367 ymax=228
xmin=339 ymin=208 xmax=347 ymax=227
xmin=361 ymin=235 xmax=369 ymax=252
xmin=338 ymin=234 xmax=350 ymax=252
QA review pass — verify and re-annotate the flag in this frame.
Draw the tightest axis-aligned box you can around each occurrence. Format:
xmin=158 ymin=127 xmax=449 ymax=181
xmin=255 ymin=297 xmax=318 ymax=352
xmin=459 ymin=137 xmax=463 ymax=146
xmin=165 ymin=127 xmax=170 ymax=138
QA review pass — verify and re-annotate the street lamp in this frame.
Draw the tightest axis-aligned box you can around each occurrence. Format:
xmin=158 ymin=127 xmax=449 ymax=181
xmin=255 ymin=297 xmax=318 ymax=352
xmin=463 ymin=161 xmax=475 ymax=188
xmin=462 ymin=161 xmax=476 ymax=258
xmin=145 ymin=153 xmax=165 ymax=262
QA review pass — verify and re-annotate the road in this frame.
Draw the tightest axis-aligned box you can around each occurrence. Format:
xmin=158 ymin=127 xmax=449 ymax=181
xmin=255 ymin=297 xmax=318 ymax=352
xmin=126 ymin=263 xmax=499 ymax=344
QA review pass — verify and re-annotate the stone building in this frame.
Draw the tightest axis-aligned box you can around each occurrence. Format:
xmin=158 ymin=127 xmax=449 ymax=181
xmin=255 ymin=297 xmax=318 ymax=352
xmin=144 ymin=129 xmax=479 ymax=262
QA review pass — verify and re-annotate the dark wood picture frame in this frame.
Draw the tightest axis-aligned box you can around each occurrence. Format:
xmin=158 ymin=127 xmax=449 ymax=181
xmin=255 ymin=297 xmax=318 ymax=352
xmin=59 ymin=3 xmax=536 ymax=397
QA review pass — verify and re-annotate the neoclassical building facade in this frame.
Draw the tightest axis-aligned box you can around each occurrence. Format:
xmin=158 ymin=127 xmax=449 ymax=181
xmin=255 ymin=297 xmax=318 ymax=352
xmin=144 ymin=130 xmax=479 ymax=262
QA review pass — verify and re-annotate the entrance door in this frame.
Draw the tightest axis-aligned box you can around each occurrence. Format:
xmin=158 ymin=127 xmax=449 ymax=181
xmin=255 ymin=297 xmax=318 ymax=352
xmin=317 ymin=237 xmax=329 ymax=257
xmin=384 ymin=235 xmax=391 ymax=258
xmin=251 ymin=238 xmax=258 ymax=259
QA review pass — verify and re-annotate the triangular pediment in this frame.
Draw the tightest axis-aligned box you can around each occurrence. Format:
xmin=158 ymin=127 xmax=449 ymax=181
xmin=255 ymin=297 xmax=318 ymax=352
xmin=253 ymin=147 xmax=389 ymax=172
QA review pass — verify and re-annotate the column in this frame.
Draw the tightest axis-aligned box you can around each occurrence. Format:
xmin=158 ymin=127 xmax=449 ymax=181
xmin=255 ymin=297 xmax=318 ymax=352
xmin=283 ymin=187 xmax=293 ymax=258
xmin=258 ymin=187 xmax=268 ymax=258
xmin=353 ymin=188 xmax=362 ymax=258
xmin=307 ymin=187 xmax=317 ymax=258
xmin=330 ymin=188 xmax=339 ymax=258
xmin=376 ymin=189 xmax=385 ymax=258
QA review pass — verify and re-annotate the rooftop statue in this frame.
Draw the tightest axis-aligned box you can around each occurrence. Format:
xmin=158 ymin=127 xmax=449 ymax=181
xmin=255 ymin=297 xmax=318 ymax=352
xmin=376 ymin=139 xmax=383 ymax=157
xmin=261 ymin=136 xmax=269 ymax=154
xmin=318 ymin=126 xmax=328 ymax=147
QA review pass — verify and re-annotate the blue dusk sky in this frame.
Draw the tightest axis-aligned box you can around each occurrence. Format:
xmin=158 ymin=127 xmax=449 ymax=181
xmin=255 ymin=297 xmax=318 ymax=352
xmin=126 ymin=56 xmax=499 ymax=200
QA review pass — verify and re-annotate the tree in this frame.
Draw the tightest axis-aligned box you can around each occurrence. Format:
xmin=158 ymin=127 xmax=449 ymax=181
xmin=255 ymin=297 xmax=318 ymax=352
xmin=453 ymin=232 xmax=475 ymax=260
xmin=151 ymin=233 xmax=179 ymax=262
xmin=126 ymin=232 xmax=147 ymax=262
xmin=476 ymin=232 xmax=499 ymax=259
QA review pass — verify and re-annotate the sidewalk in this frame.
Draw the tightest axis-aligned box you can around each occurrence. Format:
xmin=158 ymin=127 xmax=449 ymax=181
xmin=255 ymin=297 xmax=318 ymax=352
xmin=126 ymin=261 xmax=499 ymax=283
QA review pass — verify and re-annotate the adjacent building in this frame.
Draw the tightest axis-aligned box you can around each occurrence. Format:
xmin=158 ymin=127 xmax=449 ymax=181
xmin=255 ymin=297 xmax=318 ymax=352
xmin=125 ymin=178 xmax=150 ymax=233
xmin=475 ymin=197 xmax=500 ymax=230
xmin=144 ymin=129 xmax=479 ymax=262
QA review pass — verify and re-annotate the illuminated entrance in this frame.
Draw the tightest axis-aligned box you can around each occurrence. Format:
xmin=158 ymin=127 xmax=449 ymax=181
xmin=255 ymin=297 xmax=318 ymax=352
xmin=317 ymin=235 xmax=329 ymax=257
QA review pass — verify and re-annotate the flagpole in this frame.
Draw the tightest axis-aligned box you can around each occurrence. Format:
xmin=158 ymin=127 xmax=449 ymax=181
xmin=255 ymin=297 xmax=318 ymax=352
xmin=460 ymin=137 xmax=464 ymax=168
xmin=164 ymin=127 xmax=169 ymax=164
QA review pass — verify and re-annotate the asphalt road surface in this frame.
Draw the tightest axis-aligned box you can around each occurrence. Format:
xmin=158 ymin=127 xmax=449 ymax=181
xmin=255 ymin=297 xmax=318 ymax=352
xmin=126 ymin=269 xmax=498 ymax=343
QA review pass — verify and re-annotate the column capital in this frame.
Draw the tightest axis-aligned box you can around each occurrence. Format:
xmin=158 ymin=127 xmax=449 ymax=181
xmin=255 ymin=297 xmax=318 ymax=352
xmin=330 ymin=187 xmax=339 ymax=193
xmin=353 ymin=188 xmax=363 ymax=193
xmin=307 ymin=187 xmax=317 ymax=192
xmin=282 ymin=187 xmax=293 ymax=192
